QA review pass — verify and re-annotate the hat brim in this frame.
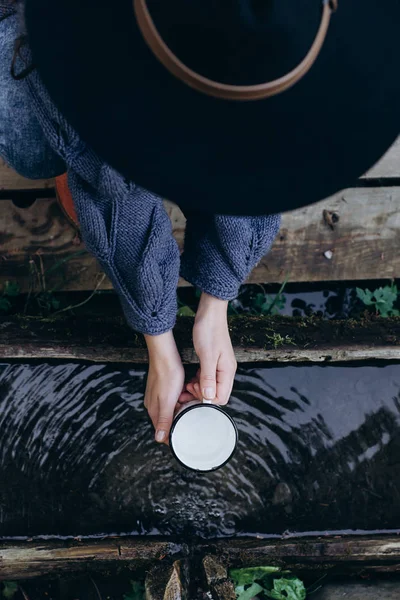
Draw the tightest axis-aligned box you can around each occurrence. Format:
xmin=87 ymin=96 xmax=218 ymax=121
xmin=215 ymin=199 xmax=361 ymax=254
xmin=26 ymin=0 xmax=400 ymax=215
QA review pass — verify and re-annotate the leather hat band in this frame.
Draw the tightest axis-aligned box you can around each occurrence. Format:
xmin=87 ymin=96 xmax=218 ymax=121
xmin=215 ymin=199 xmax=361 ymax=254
xmin=133 ymin=0 xmax=338 ymax=101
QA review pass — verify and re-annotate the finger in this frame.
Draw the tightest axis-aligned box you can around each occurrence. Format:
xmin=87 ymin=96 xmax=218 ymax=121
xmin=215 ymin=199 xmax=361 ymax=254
xmin=186 ymin=382 xmax=197 ymax=396
xmin=215 ymin=362 xmax=236 ymax=405
xmin=155 ymin=399 xmax=175 ymax=444
xmin=178 ymin=390 xmax=195 ymax=403
xmin=198 ymin=355 xmax=217 ymax=401
xmin=194 ymin=382 xmax=203 ymax=400
xmin=185 ymin=372 xmax=200 ymax=389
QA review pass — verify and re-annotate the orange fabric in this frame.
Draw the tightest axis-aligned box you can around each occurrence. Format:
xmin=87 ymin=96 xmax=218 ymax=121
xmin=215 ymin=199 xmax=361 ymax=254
xmin=55 ymin=173 xmax=79 ymax=229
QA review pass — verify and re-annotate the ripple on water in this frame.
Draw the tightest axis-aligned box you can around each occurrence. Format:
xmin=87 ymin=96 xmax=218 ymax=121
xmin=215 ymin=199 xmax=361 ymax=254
xmin=0 ymin=362 xmax=400 ymax=538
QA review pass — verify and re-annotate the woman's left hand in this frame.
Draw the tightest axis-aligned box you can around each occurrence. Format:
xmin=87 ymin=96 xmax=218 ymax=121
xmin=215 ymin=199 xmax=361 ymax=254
xmin=185 ymin=293 xmax=237 ymax=405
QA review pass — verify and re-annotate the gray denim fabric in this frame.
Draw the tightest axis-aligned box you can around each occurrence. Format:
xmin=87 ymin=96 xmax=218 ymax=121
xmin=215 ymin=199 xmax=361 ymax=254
xmin=0 ymin=13 xmax=65 ymax=178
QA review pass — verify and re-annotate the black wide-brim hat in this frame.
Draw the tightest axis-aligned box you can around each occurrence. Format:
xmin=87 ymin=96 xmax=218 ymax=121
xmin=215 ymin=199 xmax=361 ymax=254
xmin=25 ymin=0 xmax=400 ymax=215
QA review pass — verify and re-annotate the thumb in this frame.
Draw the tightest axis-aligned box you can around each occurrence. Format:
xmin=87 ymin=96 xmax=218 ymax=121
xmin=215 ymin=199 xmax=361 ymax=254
xmin=199 ymin=355 xmax=217 ymax=401
xmin=155 ymin=403 xmax=175 ymax=444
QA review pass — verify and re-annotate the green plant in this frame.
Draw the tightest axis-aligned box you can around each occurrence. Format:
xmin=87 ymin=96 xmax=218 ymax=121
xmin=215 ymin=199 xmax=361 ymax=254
xmin=230 ymin=567 xmax=306 ymax=600
xmin=252 ymin=277 xmax=288 ymax=316
xmin=123 ymin=580 xmax=145 ymax=600
xmin=356 ymin=283 xmax=399 ymax=317
xmin=177 ymin=304 xmax=196 ymax=317
xmin=0 ymin=281 xmax=20 ymax=313
xmin=265 ymin=333 xmax=296 ymax=349
xmin=252 ymin=292 xmax=286 ymax=316
xmin=1 ymin=582 xmax=19 ymax=600
xmin=265 ymin=578 xmax=307 ymax=600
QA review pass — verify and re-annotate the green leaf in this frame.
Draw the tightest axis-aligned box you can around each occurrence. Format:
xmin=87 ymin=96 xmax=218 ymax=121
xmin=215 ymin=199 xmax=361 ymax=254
xmin=0 ymin=297 xmax=11 ymax=312
xmin=50 ymin=297 xmax=61 ymax=310
xmin=264 ymin=577 xmax=306 ymax=600
xmin=123 ymin=580 xmax=145 ymax=600
xmin=230 ymin=566 xmax=281 ymax=587
xmin=236 ymin=582 xmax=264 ymax=600
xmin=254 ymin=293 xmax=267 ymax=311
xmin=375 ymin=286 xmax=396 ymax=305
xmin=3 ymin=281 xmax=20 ymax=297
xmin=356 ymin=284 xmax=400 ymax=317
xmin=177 ymin=305 xmax=196 ymax=317
xmin=2 ymin=582 xmax=19 ymax=600
xmin=356 ymin=288 xmax=374 ymax=306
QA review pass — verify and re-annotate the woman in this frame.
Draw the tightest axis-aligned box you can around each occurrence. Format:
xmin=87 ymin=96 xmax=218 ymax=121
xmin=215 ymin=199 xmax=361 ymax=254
xmin=1 ymin=0 xmax=399 ymax=445
xmin=0 ymin=1 xmax=281 ymax=443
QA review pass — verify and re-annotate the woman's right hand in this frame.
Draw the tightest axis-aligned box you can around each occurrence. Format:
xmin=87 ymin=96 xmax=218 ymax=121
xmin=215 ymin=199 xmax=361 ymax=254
xmin=144 ymin=331 xmax=185 ymax=444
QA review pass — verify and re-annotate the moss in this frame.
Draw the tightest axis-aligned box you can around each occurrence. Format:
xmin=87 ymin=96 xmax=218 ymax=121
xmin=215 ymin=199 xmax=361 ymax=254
xmin=3 ymin=314 xmax=400 ymax=362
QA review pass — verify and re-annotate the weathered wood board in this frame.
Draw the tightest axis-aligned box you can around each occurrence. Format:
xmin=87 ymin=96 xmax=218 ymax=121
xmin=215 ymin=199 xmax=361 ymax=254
xmin=0 ymin=159 xmax=54 ymax=191
xmin=314 ymin=582 xmax=400 ymax=600
xmin=361 ymin=136 xmax=400 ymax=179
xmin=1 ymin=186 xmax=400 ymax=291
xmin=1 ymin=315 xmax=400 ymax=364
xmin=0 ymin=538 xmax=176 ymax=580
xmin=1 ymin=536 xmax=400 ymax=580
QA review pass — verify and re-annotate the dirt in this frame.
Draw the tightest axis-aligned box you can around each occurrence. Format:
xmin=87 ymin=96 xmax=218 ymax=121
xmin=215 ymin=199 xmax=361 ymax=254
xmin=2 ymin=313 xmax=400 ymax=356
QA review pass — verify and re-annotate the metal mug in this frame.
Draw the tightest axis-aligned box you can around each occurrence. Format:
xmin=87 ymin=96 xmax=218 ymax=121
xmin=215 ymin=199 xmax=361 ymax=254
xmin=169 ymin=399 xmax=238 ymax=472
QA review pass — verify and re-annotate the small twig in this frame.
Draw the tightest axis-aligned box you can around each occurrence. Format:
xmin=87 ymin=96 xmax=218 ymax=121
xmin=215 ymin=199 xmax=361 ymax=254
xmin=37 ymin=251 xmax=46 ymax=292
xmin=43 ymin=249 xmax=87 ymax=277
xmin=19 ymin=584 xmax=31 ymax=600
xmin=52 ymin=274 xmax=106 ymax=316
xmin=89 ymin=576 xmax=103 ymax=600
xmin=265 ymin=273 xmax=290 ymax=315
xmin=307 ymin=573 xmax=328 ymax=595
xmin=24 ymin=258 xmax=40 ymax=313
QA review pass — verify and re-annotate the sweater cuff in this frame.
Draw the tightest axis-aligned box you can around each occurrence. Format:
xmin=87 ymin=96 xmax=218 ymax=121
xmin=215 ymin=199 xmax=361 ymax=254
xmin=180 ymin=213 xmax=281 ymax=301
xmin=119 ymin=295 xmax=177 ymax=336
xmin=180 ymin=263 xmax=240 ymax=301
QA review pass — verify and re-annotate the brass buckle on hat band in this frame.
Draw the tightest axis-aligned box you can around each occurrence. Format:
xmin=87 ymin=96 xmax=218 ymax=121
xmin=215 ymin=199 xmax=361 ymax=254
xmin=133 ymin=0 xmax=338 ymax=101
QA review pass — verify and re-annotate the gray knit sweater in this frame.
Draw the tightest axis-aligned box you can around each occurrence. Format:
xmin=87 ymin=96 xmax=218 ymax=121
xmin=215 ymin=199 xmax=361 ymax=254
xmin=2 ymin=2 xmax=281 ymax=335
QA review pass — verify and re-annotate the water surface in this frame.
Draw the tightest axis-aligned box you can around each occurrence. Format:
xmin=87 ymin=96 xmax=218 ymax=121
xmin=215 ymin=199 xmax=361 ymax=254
xmin=0 ymin=361 xmax=399 ymax=539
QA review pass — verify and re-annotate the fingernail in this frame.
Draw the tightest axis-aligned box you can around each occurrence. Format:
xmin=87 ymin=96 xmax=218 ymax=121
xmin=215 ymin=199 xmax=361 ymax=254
xmin=155 ymin=430 xmax=166 ymax=443
xmin=203 ymin=387 xmax=215 ymax=400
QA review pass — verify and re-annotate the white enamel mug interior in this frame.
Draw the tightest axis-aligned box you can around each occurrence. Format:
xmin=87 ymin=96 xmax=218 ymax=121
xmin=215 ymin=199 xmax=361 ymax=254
xmin=170 ymin=400 xmax=238 ymax=472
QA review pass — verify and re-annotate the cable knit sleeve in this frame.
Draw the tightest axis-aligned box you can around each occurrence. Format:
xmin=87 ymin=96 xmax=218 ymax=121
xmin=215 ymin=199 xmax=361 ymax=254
xmin=68 ymin=171 xmax=180 ymax=335
xmin=180 ymin=212 xmax=281 ymax=300
xmin=25 ymin=70 xmax=180 ymax=335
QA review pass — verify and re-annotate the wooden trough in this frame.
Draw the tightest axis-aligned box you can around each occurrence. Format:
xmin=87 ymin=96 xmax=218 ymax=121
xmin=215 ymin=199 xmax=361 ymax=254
xmin=1 ymin=313 xmax=400 ymax=364
xmin=1 ymin=536 xmax=400 ymax=598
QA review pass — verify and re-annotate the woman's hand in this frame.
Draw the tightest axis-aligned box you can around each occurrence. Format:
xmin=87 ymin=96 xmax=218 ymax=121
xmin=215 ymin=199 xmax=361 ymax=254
xmin=186 ymin=293 xmax=237 ymax=405
xmin=144 ymin=331 xmax=185 ymax=444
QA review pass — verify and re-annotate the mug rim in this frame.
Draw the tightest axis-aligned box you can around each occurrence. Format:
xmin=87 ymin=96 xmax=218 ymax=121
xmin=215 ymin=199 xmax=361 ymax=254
xmin=169 ymin=403 xmax=238 ymax=473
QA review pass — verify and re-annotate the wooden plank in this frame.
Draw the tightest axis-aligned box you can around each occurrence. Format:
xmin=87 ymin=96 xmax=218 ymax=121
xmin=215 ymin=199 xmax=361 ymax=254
xmin=1 ymin=315 xmax=400 ymax=364
xmin=1 ymin=536 xmax=400 ymax=580
xmin=0 ymin=159 xmax=53 ymax=191
xmin=0 ymin=198 xmax=183 ymax=292
xmin=205 ymin=536 xmax=400 ymax=572
xmin=1 ymin=137 xmax=399 ymax=193
xmin=363 ymin=137 xmax=400 ymax=179
xmin=145 ymin=561 xmax=188 ymax=600
xmin=314 ymin=582 xmax=400 ymax=600
xmin=0 ymin=538 xmax=177 ymax=580
xmin=203 ymin=556 xmax=236 ymax=600
xmin=2 ymin=186 xmax=400 ymax=290
xmin=258 ymin=186 xmax=400 ymax=284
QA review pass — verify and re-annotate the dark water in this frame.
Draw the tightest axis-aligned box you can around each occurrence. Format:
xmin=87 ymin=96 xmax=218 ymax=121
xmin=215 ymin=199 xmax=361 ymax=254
xmin=0 ymin=361 xmax=400 ymax=539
